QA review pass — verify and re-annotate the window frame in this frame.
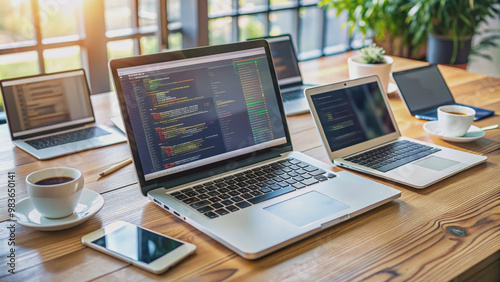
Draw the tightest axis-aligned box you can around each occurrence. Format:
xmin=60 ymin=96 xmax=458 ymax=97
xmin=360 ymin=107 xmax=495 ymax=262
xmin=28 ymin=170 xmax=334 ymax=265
xmin=0 ymin=0 xmax=354 ymax=97
xmin=203 ymin=0 xmax=351 ymax=60
xmin=0 ymin=0 xmax=181 ymax=94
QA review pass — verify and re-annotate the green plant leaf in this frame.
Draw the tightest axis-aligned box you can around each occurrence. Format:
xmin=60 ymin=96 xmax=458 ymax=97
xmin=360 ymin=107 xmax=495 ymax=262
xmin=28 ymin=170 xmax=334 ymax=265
xmin=319 ymin=0 xmax=499 ymax=61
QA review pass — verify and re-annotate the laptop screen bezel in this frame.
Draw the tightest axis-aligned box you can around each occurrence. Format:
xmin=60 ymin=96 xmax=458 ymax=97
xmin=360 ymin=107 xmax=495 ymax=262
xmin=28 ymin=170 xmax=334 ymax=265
xmin=109 ymin=40 xmax=293 ymax=195
xmin=392 ymin=64 xmax=456 ymax=116
xmin=306 ymin=75 xmax=401 ymax=160
xmin=0 ymin=69 xmax=96 ymax=140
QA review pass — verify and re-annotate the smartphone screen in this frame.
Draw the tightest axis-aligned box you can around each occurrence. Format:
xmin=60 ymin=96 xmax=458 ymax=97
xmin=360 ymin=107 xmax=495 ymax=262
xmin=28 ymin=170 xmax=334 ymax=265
xmin=91 ymin=223 xmax=184 ymax=264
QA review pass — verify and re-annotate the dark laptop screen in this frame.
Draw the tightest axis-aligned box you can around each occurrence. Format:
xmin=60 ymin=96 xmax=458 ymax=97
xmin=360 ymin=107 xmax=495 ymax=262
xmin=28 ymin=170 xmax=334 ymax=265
xmin=311 ymin=81 xmax=396 ymax=152
xmin=116 ymin=48 xmax=287 ymax=181
xmin=266 ymin=36 xmax=302 ymax=85
xmin=0 ymin=70 xmax=94 ymax=138
xmin=392 ymin=65 xmax=454 ymax=114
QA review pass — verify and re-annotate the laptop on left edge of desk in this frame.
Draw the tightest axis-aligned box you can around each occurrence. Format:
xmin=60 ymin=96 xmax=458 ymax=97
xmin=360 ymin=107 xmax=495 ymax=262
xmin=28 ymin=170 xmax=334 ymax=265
xmin=0 ymin=69 xmax=126 ymax=160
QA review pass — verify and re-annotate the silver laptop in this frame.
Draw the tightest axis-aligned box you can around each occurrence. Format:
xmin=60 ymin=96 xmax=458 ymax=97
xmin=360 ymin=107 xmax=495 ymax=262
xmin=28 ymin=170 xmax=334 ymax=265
xmin=0 ymin=69 xmax=126 ymax=160
xmin=306 ymin=75 xmax=487 ymax=189
xmin=261 ymin=34 xmax=315 ymax=116
xmin=109 ymin=40 xmax=400 ymax=259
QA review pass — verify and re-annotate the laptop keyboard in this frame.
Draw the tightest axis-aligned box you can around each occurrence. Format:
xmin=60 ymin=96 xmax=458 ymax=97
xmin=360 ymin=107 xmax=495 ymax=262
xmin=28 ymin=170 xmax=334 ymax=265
xmin=282 ymin=89 xmax=305 ymax=102
xmin=345 ymin=140 xmax=441 ymax=172
xmin=170 ymin=158 xmax=336 ymax=219
xmin=26 ymin=127 xmax=111 ymax=149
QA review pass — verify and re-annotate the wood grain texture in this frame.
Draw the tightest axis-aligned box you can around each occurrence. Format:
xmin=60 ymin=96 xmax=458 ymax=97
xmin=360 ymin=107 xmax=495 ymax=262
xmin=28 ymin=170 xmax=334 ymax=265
xmin=456 ymin=251 xmax=500 ymax=282
xmin=1 ymin=54 xmax=499 ymax=281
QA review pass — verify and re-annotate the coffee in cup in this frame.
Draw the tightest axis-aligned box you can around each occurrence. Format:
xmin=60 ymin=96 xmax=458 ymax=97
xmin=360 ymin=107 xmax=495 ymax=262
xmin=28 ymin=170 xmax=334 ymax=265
xmin=437 ymin=105 xmax=475 ymax=137
xmin=26 ymin=167 xmax=84 ymax=218
xmin=35 ymin=177 xmax=74 ymax=185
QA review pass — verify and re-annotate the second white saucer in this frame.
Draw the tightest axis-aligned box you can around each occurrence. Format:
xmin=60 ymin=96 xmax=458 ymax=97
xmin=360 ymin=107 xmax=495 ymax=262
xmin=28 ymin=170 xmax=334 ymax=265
xmin=423 ymin=121 xmax=485 ymax=143
xmin=14 ymin=188 xmax=104 ymax=231
xmin=387 ymin=82 xmax=398 ymax=94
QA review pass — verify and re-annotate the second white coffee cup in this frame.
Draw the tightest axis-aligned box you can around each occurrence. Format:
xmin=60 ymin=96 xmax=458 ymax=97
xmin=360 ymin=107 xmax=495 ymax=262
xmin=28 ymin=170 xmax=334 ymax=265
xmin=437 ymin=105 xmax=475 ymax=137
xmin=26 ymin=167 xmax=84 ymax=219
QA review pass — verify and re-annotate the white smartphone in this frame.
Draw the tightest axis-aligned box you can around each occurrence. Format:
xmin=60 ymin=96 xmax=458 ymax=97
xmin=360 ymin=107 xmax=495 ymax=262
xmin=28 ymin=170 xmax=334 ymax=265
xmin=81 ymin=221 xmax=196 ymax=274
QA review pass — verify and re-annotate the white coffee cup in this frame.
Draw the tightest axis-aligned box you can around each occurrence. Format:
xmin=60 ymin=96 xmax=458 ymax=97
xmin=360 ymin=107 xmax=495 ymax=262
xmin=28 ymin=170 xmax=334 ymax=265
xmin=26 ymin=167 xmax=84 ymax=219
xmin=437 ymin=105 xmax=475 ymax=137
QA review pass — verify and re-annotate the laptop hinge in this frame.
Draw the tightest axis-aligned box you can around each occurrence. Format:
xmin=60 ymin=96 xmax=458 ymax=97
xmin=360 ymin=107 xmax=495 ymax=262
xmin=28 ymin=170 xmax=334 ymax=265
xmin=142 ymin=184 xmax=160 ymax=194
xmin=282 ymin=81 xmax=303 ymax=88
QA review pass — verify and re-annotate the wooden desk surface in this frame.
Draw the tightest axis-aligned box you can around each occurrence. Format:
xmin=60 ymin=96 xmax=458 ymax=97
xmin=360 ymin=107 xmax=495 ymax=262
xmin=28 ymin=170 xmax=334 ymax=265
xmin=1 ymin=53 xmax=499 ymax=281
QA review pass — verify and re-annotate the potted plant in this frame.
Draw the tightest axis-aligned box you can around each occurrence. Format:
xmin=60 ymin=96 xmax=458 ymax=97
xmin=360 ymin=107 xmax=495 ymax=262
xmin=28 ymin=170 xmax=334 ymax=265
xmin=320 ymin=0 xmax=499 ymax=65
xmin=406 ymin=0 xmax=500 ymax=65
xmin=318 ymin=0 xmax=420 ymax=58
xmin=348 ymin=44 xmax=393 ymax=93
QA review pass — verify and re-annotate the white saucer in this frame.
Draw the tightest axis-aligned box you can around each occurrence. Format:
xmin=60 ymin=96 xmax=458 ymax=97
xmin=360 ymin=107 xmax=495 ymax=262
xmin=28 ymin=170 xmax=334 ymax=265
xmin=423 ymin=121 xmax=485 ymax=142
xmin=14 ymin=188 xmax=104 ymax=231
xmin=387 ymin=82 xmax=398 ymax=94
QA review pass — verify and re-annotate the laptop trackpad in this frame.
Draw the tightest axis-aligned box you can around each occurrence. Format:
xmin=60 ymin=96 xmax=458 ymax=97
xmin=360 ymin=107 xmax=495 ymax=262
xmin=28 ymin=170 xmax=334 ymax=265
xmin=414 ymin=156 xmax=460 ymax=171
xmin=264 ymin=191 xmax=350 ymax=227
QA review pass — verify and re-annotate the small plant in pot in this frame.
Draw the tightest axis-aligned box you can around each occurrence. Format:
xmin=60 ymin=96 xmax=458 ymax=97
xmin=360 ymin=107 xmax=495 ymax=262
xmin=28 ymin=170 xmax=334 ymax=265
xmin=348 ymin=44 xmax=394 ymax=93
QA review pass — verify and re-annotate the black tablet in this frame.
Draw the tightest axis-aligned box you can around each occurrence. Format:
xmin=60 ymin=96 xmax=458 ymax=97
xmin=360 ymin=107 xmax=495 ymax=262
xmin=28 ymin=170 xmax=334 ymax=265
xmin=392 ymin=65 xmax=494 ymax=121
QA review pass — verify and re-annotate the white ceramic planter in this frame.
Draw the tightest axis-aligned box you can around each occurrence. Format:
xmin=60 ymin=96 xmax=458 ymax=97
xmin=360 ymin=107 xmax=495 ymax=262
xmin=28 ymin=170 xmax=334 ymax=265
xmin=348 ymin=55 xmax=393 ymax=93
